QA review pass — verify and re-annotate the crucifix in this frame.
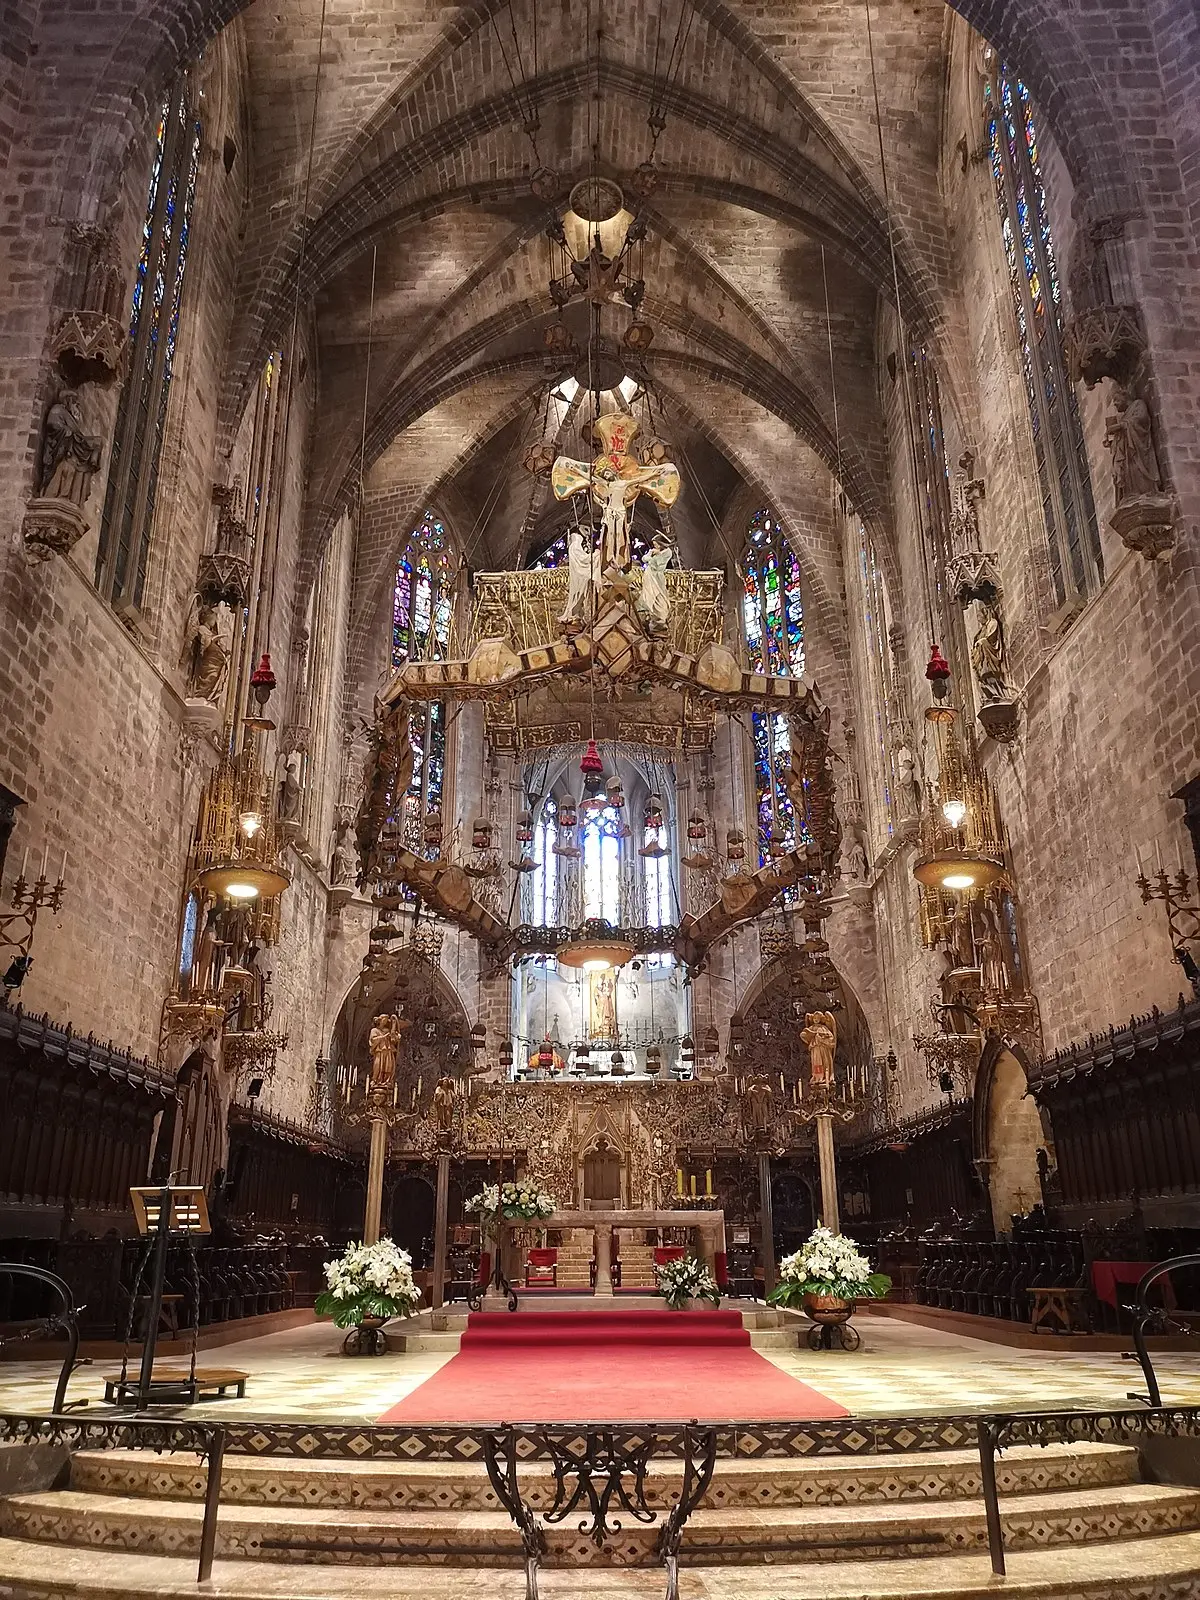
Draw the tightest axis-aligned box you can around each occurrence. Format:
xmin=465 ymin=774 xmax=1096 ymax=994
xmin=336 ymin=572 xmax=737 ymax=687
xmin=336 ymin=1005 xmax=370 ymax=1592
xmin=550 ymin=412 xmax=681 ymax=575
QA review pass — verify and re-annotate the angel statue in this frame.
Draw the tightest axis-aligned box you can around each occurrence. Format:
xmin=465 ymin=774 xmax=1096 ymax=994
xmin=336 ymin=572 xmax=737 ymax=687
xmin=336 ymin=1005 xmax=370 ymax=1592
xmin=801 ymin=1011 xmax=838 ymax=1087
xmin=635 ymin=531 xmax=674 ymax=635
xmin=368 ymin=1011 xmax=407 ymax=1090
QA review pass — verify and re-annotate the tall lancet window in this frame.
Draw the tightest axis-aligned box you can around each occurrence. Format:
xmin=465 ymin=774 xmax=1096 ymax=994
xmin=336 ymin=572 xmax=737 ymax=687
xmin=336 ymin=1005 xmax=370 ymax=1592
xmin=97 ymin=72 xmax=202 ymax=610
xmin=527 ymin=797 xmax=559 ymax=927
xmin=742 ymin=509 xmax=805 ymax=863
xmin=391 ymin=511 xmax=453 ymax=838
xmin=582 ymin=805 xmax=623 ymax=924
xmin=985 ymin=66 xmax=1101 ymax=608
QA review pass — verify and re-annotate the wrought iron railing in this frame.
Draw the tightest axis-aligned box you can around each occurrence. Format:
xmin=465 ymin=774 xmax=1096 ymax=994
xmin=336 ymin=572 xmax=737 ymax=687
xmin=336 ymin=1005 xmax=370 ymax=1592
xmin=2 ymin=1404 xmax=1200 ymax=1591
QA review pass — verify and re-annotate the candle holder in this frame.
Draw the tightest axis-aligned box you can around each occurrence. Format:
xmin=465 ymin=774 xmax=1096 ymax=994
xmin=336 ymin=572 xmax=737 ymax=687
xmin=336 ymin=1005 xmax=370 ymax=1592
xmin=1 ymin=851 xmax=68 ymax=986
xmin=1137 ymin=863 xmax=1200 ymax=994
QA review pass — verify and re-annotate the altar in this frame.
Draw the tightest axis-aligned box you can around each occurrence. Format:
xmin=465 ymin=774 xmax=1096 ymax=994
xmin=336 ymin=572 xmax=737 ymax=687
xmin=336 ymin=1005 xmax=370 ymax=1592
xmin=501 ymin=1208 xmax=726 ymax=1298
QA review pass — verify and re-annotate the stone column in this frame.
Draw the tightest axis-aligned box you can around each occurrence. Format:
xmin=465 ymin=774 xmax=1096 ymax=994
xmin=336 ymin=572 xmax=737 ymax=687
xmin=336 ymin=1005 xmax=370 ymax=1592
xmin=363 ymin=1115 xmax=388 ymax=1246
xmin=430 ymin=1148 xmax=451 ymax=1309
xmin=593 ymin=1223 xmax=614 ymax=1296
xmin=757 ymin=1150 xmax=776 ymax=1297
xmin=816 ymin=1113 xmax=840 ymax=1235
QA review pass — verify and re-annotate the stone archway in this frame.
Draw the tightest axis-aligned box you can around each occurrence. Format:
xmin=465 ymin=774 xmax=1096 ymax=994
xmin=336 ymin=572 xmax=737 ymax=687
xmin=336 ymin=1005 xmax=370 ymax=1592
xmin=977 ymin=1044 xmax=1044 ymax=1232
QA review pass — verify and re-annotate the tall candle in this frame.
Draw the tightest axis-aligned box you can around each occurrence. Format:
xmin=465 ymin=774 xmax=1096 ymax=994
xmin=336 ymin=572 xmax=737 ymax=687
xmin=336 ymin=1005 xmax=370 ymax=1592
xmin=705 ymin=1169 xmax=713 ymax=1197
xmin=19 ymin=848 xmax=27 ymax=880
xmin=676 ymin=1167 xmax=684 ymax=1196
xmin=40 ymin=845 xmax=49 ymax=880
xmin=690 ymin=1173 xmax=697 ymax=1198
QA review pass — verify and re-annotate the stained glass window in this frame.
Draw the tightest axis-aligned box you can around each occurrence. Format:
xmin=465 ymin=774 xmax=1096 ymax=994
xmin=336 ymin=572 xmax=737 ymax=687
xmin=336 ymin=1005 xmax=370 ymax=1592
xmin=389 ymin=512 xmax=452 ymax=861
xmin=582 ymin=805 xmax=623 ymax=923
xmin=528 ymin=797 xmax=559 ymax=928
xmin=97 ymin=72 xmax=203 ymax=611
xmin=857 ymin=521 xmax=896 ymax=843
xmin=986 ymin=66 xmax=1101 ymax=607
xmin=392 ymin=511 xmax=449 ymax=667
xmin=742 ymin=509 xmax=806 ymax=863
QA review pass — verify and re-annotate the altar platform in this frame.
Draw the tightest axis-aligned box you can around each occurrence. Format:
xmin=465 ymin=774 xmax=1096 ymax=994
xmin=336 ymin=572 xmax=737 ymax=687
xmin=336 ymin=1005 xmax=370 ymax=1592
xmin=3 ymin=1307 xmax=1200 ymax=1424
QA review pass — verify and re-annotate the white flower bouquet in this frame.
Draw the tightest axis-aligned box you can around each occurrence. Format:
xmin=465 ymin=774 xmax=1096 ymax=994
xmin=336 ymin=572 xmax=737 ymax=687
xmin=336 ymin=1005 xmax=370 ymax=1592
xmin=314 ymin=1238 xmax=421 ymax=1327
xmin=655 ymin=1254 xmax=720 ymax=1310
xmin=770 ymin=1225 xmax=891 ymax=1308
xmin=465 ymin=1179 xmax=556 ymax=1227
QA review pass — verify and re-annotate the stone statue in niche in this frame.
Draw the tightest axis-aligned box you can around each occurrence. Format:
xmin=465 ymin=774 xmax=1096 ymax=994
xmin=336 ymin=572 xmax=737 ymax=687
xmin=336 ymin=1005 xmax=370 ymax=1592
xmin=634 ymin=531 xmax=674 ymax=635
xmin=330 ymin=817 xmax=356 ymax=887
xmin=40 ymin=388 xmax=103 ymax=506
xmin=279 ymin=750 xmax=303 ymax=822
xmin=1104 ymin=383 xmax=1161 ymax=502
xmin=841 ymin=826 xmax=869 ymax=883
xmin=589 ymin=970 xmax=618 ymax=1041
xmin=1102 ymin=382 xmax=1178 ymax=561
xmin=969 ymin=602 xmax=1010 ymax=707
xmin=896 ymin=742 xmax=922 ymax=815
xmin=975 ymin=897 xmax=1011 ymax=998
xmin=181 ymin=600 xmax=234 ymax=704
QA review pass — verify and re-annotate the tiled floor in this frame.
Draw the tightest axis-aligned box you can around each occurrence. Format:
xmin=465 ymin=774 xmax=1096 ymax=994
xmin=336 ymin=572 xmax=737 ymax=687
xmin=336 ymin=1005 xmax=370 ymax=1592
xmin=1 ymin=1312 xmax=1198 ymax=1422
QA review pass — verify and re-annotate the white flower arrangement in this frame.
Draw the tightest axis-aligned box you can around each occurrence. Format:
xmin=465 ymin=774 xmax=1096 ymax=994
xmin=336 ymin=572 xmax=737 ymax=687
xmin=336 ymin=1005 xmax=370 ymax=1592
xmin=770 ymin=1225 xmax=891 ymax=1308
xmin=314 ymin=1238 xmax=421 ymax=1328
xmin=655 ymin=1254 xmax=720 ymax=1310
xmin=465 ymin=1178 xmax=556 ymax=1226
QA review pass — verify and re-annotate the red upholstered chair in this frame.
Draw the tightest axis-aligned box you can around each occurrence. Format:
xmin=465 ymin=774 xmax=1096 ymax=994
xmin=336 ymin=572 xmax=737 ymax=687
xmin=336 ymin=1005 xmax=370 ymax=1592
xmin=525 ymin=1248 xmax=558 ymax=1287
xmin=654 ymin=1247 xmax=686 ymax=1267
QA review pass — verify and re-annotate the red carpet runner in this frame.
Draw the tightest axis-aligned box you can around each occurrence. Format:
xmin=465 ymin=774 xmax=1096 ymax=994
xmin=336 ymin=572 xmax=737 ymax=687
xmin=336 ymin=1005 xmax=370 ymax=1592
xmin=377 ymin=1310 xmax=847 ymax=1423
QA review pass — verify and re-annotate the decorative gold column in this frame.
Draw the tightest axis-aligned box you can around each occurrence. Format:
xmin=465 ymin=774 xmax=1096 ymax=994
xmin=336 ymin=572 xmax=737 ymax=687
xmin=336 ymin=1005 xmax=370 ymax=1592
xmin=815 ymin=1114 xmax=839 ymax=1235
xmin=363 ymin=1109 xmax=388 ymax=1246
xmin=431 ymin=1147 xmax=451 ymax=1308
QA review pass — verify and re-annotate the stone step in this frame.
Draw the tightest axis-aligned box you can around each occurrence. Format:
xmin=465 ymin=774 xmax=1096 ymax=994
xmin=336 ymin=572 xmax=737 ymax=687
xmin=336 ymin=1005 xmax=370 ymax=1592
xmin=66 ymin=1442 xmax=1141 ymax=1511
xmin=7 ymin=1478 xmax=1196 ymax=1565
xmin=1 ymin=1530 xmax=1200 ymax=1597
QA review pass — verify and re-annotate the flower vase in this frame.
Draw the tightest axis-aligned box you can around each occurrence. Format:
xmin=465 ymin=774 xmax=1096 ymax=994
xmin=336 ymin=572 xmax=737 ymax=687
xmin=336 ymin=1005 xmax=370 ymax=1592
xmin=342 ymin=1314 xmax=389 ymax=1357
xmin=803 ymin=1293 xmax=855 ymax=1325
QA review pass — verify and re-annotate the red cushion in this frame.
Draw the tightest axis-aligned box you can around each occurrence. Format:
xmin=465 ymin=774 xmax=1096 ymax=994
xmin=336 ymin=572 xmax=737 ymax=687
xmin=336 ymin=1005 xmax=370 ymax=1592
xmin=527 ymin=1248 xmax=558 ymax=1267
xmin=654 ymin=1247 xmax=686 ymax=1266
xmin=477 ymin=1251 xmax=491 ymax=1284
xmin=715 ymin=1251 xmax=729 ymax=1287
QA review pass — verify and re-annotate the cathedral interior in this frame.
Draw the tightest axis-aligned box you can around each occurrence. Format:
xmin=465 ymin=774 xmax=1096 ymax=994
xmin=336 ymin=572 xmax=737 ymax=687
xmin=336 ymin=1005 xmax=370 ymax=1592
xmin=1 ymin=0 xmax=1200 ymax=1591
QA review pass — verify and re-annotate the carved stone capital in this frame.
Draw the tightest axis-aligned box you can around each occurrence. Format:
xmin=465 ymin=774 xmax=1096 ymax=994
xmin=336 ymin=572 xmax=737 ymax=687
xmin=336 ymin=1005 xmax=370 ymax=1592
xmin=1109 ymin=493 xmax=1178 ymax=561
xmin=1064 ymin=304 xmax=1145 ymax=388
xmin=49 ymin=309 xmax=128 ymax=389
xmin=21 ymin=497 xmax=87 ymax=563
xmin=182 ymin=697 xmax=222 ymax=739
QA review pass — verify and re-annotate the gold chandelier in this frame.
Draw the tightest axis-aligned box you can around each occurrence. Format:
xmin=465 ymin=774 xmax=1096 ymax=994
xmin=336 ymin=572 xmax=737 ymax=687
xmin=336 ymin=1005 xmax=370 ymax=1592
xmin=193 ymin=750 xmax=290 ymax=903
xmin=912 ymin=705 xmax=1005 ymax=897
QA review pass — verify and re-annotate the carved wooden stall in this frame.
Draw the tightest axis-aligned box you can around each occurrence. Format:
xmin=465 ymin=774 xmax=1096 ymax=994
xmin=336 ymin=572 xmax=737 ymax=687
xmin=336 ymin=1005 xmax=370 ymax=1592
xmin=225 ymin=1104 xmax=360 ymax=1235
xmin=0 ymin=998 xmax=173 ymax=1232
xmin=1029 ymin=997 xmax=1200 ymax=1229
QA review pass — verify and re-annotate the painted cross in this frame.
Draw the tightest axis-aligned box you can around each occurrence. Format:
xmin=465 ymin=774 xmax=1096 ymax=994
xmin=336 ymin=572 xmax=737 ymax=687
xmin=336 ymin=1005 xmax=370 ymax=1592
xmin=550 ymin=412 xmax=681 ymax=573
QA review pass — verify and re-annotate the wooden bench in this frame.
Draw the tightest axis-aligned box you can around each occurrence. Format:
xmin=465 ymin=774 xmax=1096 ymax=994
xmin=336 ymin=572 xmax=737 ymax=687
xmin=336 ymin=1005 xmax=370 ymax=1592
xmin=103 ymin=1366 xmax=248 ymax=1403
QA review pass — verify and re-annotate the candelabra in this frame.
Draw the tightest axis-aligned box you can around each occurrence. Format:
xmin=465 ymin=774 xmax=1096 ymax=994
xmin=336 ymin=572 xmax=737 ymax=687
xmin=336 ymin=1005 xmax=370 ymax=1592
xmin=1 ymin=848 xmax=68 ymax=988
xmin=1136 ymin=859 xmax=1200 ymax=996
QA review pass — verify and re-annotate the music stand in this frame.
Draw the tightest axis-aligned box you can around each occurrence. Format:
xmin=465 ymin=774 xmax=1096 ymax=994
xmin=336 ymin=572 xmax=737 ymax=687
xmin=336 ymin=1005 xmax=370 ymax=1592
xmin=114 ymin=1186 xmax=211 ymax=1408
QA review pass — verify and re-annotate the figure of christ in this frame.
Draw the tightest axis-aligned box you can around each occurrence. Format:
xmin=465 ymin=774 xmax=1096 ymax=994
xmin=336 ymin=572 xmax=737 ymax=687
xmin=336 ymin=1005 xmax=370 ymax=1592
xmin=550 ymin=411 xmax=681 ymax=577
